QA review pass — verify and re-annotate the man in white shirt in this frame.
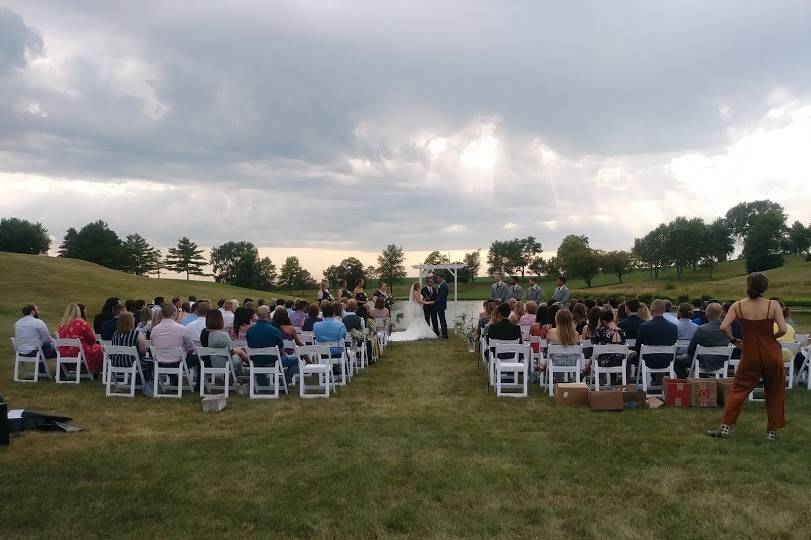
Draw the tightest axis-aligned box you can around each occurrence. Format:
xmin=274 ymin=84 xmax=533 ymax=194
xmin=662 ymin=300 xmax=679 ymax=326
xmin=14 ymin=304 xmax=56 ymax=359
xmin=186 ymin=301 xmax=210 ymax=342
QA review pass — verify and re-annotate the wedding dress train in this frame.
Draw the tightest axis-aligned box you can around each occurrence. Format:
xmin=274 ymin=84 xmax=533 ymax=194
xmin=390 ymin=289 xmax=438 ymax=342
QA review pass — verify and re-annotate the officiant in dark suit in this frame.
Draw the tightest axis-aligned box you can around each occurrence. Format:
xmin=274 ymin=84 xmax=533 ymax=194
xmin=434 ymin=273 xmax=449 ymax=339
xmin=421 ymin=277 xmax=439 ymax=335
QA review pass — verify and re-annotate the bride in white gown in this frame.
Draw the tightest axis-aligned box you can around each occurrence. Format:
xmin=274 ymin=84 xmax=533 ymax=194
xmin=390 ymin=282 xmax=438 ymax=342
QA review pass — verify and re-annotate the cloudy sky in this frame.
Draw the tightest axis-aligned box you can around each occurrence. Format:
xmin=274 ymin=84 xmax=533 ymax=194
xmin=2 ymin=1 xmax=810 ymax=278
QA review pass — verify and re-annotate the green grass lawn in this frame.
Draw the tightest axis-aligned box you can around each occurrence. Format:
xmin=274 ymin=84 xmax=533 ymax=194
xmin=1 ymin=251 xmax=811 ymax=537
xmin=2 ymin=338 xmax=811 ymax=538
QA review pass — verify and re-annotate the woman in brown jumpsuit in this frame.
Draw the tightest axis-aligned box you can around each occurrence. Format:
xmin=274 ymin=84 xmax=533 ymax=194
xmin=708 ymin=273 xmax=788 ymax=441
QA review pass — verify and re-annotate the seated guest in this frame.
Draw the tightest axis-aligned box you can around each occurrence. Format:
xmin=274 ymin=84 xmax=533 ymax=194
xmin=520 ymin=301 xmax=538 ymax=327
xmin=93 ymin=297 xmax=120 ymax=334
xmin=302 ymin=304 xmax=323 ymax=331
xmin=369 ymin=297 xmax=390 ymax=320
xmin=674 ymin=302 xmax=730 ymax=378
xmin=289 ymin=300 xmax=308 ymax=328
xmin=136 ymin=306 xmax=153 ymax=335
xmin=581 ymin=307 xmax=602 ymax=340
xmin=100 ymin=304 xmax=126 ymax=341
xmin=317 ymin=281 xmax=333 ymax=302
xmin=273 ymin=306 xmax=304 ymax=351
xmin=229 ymin=307 xmax=254 ymax=341
xmin=180 ymin=302 xmax=199 ymax=326
xmin=543 ymin=305 xmax=560 ymax=336
xmin=487 ymin=302 xmax=522 ymax=343
xmin=186 ymin=301 xmax=210 ymax=342
xmin=479 ymin=301 xmax=497 ymax=340
xmin=220 ymin=299 xmax=236 ymax=329
xmin=572 ymin=303 xmax=588 ymax=335
xmin=313 ymin=303 xmax=348 ymax=345
xmin=776 ymin=305 xmax=797 ymax=363
xmin=616 ymin=302 xmax=627 ymax=322
xmin=529 ymin=305 xmax=549 ymax=341
xmin=150 ymin=303 xmax=199 ymax=389
xmin=188 ymin=295 xmax=197 ymax=309
xmin=629 ymin=299 xmax=678 ymax=379
xmin=243 ymin=298 xmax=254 ymax=307
xmin=638 ymin=303 xmax=652 ymax=321
xmin=618 ymin=299 xmax=644 ymax=340
xmin=110 ymin=311 xmax=150 ymax=381
xmin=342 ymin=299 xmax=364 ymax=333
xmin=590 ymin=308 xmax=627 ymax=369
xmin=662 ymin=300 xmax=679 ymax=326
xmin=58 ymin=303 xmax=103 ymax=374
xmin=332 ymin=300 xmax=345 ymax=319
xmin=14 ymin=303 xmax=57 ymax=363
xmin=584 ymin=299 xmax=596 ymax=311
xmin=691 ymin=299 xmax=708 ymax=325
xmin=124 ymin=299 xmax=137 ymax=315
xmin=133 ymin=299 xmax=146 ymax=323
xmin=171 ymin=296 xmax=182 ymax=310
xmin=509 ymin=300 xmax=525 ymax=324
xmin=675 ymin=302 xmax=698 ymax=353
xmin=546 ymin=308 xmax=581 ymax=369
xmin=151 ymin=296 xmax=164 ymax=314
xmin=200 ymin=309 xmax=247 ymax=374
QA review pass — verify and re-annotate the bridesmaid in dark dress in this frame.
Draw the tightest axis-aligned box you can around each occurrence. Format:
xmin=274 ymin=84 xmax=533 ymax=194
xmin=353 ymin=279 xmax=368 ymax=306
xmin=708 ymin=273 xmax=788 ymax=441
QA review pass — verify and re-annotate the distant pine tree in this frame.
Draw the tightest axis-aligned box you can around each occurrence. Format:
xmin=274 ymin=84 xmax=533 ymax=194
xmin=164 ymin=237 xmax=207 ymax=280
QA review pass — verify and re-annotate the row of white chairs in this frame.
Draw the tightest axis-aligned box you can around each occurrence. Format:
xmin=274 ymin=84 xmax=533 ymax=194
xmin=11 ymin=328 xmax=385 ymax=401
xmin=480 ymin=334 xmax=810 ymax=398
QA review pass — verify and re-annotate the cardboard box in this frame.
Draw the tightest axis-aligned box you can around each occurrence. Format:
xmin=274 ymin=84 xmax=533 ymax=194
xmin=662 ymin=378 xmax=691 ymax=407
xmin=716 ymin=378 xmax=735 ymax=406
xmin=589 ymin=389 xmax=624 ymax=411
xmin=553 ymin=383 xmax=589 ymax=406
xmin=611 ymin=384 xmax=647 ymax=409
xmin=687 ymin=378 xmax=717 ymax=407
xmin=647 ymin=397 xmax=664 ymax=409
xmin=201 ymin=395 xmax=227 ymax=413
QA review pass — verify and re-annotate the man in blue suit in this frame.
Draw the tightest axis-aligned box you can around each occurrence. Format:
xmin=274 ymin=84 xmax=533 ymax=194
xmin=434 ymin=273 xmax=449 ymax=339
xmin=629 ymin=299 xmax=678 ymax=380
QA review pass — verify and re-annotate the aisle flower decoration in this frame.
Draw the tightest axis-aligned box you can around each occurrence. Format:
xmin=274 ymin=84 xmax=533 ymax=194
xmin=453 ymin=312 xmax=479 ymax=353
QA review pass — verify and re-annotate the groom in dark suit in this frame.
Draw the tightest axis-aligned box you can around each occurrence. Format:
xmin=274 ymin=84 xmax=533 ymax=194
xmin=434 ymin=273 xmax=449 ymax=339
xmin=421 ymin=277 xmax=439 ymax=335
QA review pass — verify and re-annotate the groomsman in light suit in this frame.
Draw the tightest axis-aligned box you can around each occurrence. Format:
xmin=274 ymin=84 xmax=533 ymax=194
xmin=525 ymin=277 xmax=543 ymax=304
xmin=506 ymin=277 xmax=521 ymax=300
xmin=550 ymin=276 xmax=571 ymax=307
xmin=491 ymin=272 xmax=508 ymax=302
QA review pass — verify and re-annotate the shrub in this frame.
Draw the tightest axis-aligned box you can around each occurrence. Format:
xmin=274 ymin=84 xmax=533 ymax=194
xmin=639 ymin=293 xmax=654 ymax=305
xmin=677 ymin=294 xmax=690 ymax=303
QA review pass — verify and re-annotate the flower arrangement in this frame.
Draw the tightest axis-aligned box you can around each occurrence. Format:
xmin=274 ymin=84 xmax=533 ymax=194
xmin=453 ymin=312 xmax=479 ymax=343
xmin=350 ymin=328 xmax=365 ymax=343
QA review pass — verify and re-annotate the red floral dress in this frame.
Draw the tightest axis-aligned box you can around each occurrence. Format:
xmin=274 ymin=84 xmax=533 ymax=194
xmin=58 ymin=318 xmax=103 ymax=373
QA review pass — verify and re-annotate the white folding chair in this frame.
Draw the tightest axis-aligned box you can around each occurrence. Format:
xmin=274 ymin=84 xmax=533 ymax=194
xmin=300 ymin=332 xmax=315 ymax=346
xmin=781 ymin=342 xmax=802 ymax=390
xmin=151 ymin=346 xmax=195 ymax=398
xmin=519 ymin=325 xmax=531 ymax=342
xmin=196 ymin=346 xmax=237 ymax=398
xmin=546 ymin=344 xmax=583 ymax=396
xmin=486 ymin=339 xmax=520 ymax=388
xmin=638 ymin=344 xmax=676 ymax=396
xmin=494 ymin=342 xmax=531 ymax=397
xmin=104 ymin=345 xmax=146 ymax=398
xmin=296 ymin=345 xmax=332 ymax=398
xmin=53 ymin=338 xmax=94 ymax=384
xmin=795 ymin=345 xmax=809 ymax=390
xmin=625 ymin=338 xmax=637 ymax=348
xmin=691 ymin=345 xmax=733 ymax=378
xmin=793 ymin=334 xmax=809 ymax=345
xmin=11 ymin=338 xmax=53 ymax=383
xmin=319 ymin=341 xmax=350 ymax=386
xmin=675 ymin=339 xmax=691 ymax=352
xmin=246 ymin=347 xmax=287 ymax=399
xmin=591 ymin=344 xmax=629 ymax=391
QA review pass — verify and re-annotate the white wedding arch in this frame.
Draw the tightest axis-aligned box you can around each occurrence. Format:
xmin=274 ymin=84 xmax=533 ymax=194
xmin=412 ymin=263 xmax=465 ymax=317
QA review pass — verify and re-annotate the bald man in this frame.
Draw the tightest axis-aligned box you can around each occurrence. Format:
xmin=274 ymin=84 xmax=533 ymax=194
xmin=674 ymin=303 xmax=731 ymax=378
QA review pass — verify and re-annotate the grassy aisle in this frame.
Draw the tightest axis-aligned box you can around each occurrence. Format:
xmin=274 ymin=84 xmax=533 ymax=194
xmin=2 ymin=339 xmax=811 ymax=538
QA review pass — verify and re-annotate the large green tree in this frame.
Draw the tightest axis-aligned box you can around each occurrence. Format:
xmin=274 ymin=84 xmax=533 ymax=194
xmin=515 ymin=236 xmax=542 ymax=277
xmin=58 ymin=220 xmax=128 ymax=270
xmin=784 ymin=221 xmax=811 ymax=255
xmin=278 ymin=256 xmax=316 ymax=293
xmin=742 ymin=213 xmax=786 ymax=273
xmin=462 ymin=249 xmax=481 ymax=282
xmin=165 ymin=237 xmax=207 ymax=280
xmin=209 ymin=241 xmax=275 ymax=289
xmin=323 ymin=257 xmax=367 ymax=287
xmin=123 ymin=233 xmax=162 ymax=276
xmin=725 ymin=200 xmax=787 ymax=240
xmin=0 ymin=217 xmax=51 ymax=254
xmin=701 ymin=218 xmax=735 ymax=279
xmin=557 ymin=235 xmax=601 ymax=287
xmin=601 ymin=250 xmax=633 ymax=283
xmin=376 ymin=244 xmax=407 ymax=285
xmin=486 ymin=239 xmax=521 ymax=276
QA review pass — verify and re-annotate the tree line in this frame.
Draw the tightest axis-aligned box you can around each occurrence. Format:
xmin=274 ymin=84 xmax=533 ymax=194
xmin=2 ymin=199 xmax=808 ymax=290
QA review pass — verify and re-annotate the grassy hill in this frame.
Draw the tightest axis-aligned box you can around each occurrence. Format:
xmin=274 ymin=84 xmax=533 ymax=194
xmin=0 ymin=252 xmax=284 ymax=361
xmin=374 ymin=256 xmax=811 ymax=306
